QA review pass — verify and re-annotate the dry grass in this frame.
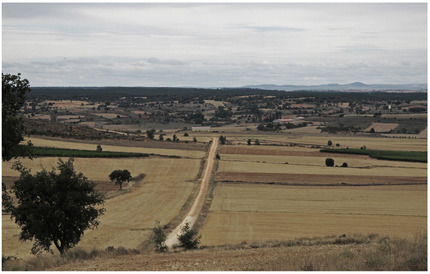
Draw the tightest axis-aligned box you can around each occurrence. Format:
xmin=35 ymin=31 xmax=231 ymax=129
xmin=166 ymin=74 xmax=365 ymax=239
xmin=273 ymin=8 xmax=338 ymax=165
xmin=199 ymin=183 xmax=426 ymax=246
xmin=204 ymin=100 xmax=225 ymax=107
xmin=44 ymin=100 xmax=90 ymax=109
xmin=7 ymin=234 xmax=424 ymax=271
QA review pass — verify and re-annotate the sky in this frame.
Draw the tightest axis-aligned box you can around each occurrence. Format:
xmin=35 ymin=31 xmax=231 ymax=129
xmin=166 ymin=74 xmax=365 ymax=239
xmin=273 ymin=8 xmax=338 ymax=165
xmin=2 ymin=3 xmax=428 ymax=87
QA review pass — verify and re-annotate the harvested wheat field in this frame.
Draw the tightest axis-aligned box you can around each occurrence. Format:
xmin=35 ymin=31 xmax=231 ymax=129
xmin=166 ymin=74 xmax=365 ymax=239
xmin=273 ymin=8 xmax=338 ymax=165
xmin=217 ymin=160 xmax=426 ymax=177
xmin=215 ymin=172 xmax=426 ymax=185
xmin=26 ymin=137 xmax=206 ymax=158
xmin=219 ymin=153 xmax=427 ymax=169
xmin=200 ymin=183 xmax=427 ymax=246
xmin=2 ymin=156 xmax=202 ymax=259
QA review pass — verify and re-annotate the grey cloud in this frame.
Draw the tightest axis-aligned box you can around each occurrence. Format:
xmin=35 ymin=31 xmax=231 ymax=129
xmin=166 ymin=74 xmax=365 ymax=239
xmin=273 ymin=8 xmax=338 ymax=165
xmin=244 ymin=25 xmax=306 ymax=33
xmin=146 ymin=57 xmax=187 ymax=66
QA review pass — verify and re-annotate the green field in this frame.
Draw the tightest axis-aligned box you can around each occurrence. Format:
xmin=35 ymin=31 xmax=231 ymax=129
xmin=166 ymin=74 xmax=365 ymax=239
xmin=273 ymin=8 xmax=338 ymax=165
xmin=320 ymin=148 xmax=427 ymax=163
xmin=27 ymin=146 xmax=151 ymax=158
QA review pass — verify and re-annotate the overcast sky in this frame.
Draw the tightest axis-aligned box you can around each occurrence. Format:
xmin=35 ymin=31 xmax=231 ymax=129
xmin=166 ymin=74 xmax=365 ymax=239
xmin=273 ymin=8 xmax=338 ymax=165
xmin=2 ymin=3 xmax=427 ymax=87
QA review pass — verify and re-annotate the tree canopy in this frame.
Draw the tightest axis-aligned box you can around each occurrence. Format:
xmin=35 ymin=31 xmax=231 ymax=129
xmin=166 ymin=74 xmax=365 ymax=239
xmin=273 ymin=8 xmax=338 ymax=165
xmin=2 ymin=73 xmax=31 ymax=161
xmin=3 ymin=158 xmax=105 ymax=255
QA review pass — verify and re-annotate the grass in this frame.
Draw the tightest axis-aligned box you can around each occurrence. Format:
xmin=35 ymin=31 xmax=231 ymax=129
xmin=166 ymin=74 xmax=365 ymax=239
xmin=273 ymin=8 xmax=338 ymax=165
xmin=4 ymin=234 xmax=426 ymax=271
xmin=320 ymin=148 xmax=427 ymax=162
xmin=25 ymin=145 xmax=151 ymax=158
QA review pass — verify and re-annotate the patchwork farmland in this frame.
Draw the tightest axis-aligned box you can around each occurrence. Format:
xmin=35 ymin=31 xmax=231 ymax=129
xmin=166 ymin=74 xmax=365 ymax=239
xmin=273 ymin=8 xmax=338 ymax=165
xmin=2 ymin=87 xmax=427 ymax=271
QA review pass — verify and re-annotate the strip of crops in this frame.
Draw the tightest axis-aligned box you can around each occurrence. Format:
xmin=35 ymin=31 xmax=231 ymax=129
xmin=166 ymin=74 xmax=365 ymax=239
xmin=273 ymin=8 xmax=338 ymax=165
xmin=320 ymin=148 xmax=427 ymax=163
xmin=28 ymin=146 xmax=150 ymax=158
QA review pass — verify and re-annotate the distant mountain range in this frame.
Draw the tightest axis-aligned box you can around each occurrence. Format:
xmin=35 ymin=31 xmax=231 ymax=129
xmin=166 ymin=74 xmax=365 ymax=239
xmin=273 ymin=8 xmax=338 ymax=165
xmin=244 ymin=82 xmax=427 ymax=91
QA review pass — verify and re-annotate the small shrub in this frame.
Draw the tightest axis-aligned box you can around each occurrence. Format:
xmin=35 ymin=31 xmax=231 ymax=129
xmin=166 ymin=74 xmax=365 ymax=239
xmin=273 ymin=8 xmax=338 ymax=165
xmin=178 ymin=222 xmax=201 ymax=250
xmin=184 ymin=132 xmax=189 ymax=137
xmin=254 ymin=139 xmax=260 ymax=145
xmin=216 ymin=153 xmax=221 ymax=160
xmin=325 ymin=158 xmax=335 ymax=167
xmin=341 ymin=162 xmax=348 ymax=167
xmin=327 ymin=140 xmax=332 ymax=146
xmin=152 ymin=220 xmax=168 ymax=252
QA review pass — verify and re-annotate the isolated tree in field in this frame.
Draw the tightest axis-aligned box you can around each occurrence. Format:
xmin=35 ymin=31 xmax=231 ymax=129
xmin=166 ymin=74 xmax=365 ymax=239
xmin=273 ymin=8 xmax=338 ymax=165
xmin=325 ymin=158 xmax=335 ymax=167
xmin=2 ymin=73 xmax=31 ymax=161
xmin=327 ymin=140 xmax=333 ymax=147
xmin=247 ymin=139 xmax=251 ymax=145
xmin=146 ymin=129 xmax=156 ymax=139
xmin=109 ymin=169 xmax=132 ymax=190
xmin=369 ymin=128 xmax=375 ymax=133
xmin=254 ymin=139 xmax=260 ymax=145
xmin=96 ymin=144 xmax=102 ymax=152
xmin=159 ymin=133 xmax=164 ymax=141
xmin=152 ymin=220 xmax=168 ymax=252
xmin=178 ymin=222 xmax=201 ymax=250
xmin=3 ymin=158 xmax=105 ymax=255
xmin=219 ymin=135 xmax=227 ymax=145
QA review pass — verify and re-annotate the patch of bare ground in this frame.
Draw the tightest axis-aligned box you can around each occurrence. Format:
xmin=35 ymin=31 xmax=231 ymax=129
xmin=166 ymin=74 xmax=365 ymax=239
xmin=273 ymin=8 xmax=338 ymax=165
xmin=6 ymin=234 xmax=425 ymax=271
xmin=215 ymin=172 xmax=427 ymax=185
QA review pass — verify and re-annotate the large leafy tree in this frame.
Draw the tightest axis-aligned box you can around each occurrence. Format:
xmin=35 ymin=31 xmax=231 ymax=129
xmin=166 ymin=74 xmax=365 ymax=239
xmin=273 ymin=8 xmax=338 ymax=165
xmin=4 ymin=158 xmax=105 ymax=255
xmin=2 ymin=73 xmax=31 ymax=161
xmin=109 ymin=169 xmax=132 ymax=190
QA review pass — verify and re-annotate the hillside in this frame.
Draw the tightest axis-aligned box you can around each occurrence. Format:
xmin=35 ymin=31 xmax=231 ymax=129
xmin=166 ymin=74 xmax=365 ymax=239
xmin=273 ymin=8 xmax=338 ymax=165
xmin=4 ymin=234 xmax=426 ymax=271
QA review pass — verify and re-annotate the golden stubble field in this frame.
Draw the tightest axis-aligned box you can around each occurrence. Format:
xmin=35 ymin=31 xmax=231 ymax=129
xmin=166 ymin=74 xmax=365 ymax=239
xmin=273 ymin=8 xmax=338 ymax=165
xmin=200 ymin=135 xmax=427 ymax=246
xmin=200 ymin=183 xmax=427 ymax=246
xmin=25 ymin=137 xmax=206 ymax=159
xmin=3 ymin=154 xmax=202 ymax=259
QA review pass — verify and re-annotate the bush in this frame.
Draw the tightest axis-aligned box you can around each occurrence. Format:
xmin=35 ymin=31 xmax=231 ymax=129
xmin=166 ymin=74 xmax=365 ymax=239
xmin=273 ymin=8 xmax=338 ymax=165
xmin=327 ymin=140 xmax=332 ymax=146
xmin=341 ymin=162 xmax=348 ymax=167
xmin=325 ymin=158 xmax=335 ymax=167
xmin=152 ymin=220 xmax=168 ymax=252
xmin=216 ymin=153 xmax=221 ymax=160
xmin=178 ymin=222 xmax=201 ymax=250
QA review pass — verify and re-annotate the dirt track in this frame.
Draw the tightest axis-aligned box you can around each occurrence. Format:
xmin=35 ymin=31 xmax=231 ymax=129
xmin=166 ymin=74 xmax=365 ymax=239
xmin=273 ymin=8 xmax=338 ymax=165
xmin=165 ymin=137 xmax=218 ymax=248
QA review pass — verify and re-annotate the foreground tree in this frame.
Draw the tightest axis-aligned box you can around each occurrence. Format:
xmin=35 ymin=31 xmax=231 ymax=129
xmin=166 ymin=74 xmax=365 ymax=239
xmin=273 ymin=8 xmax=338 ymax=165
xmin=109 ymin=169 xmax=132 ymax=190
xmin=2 ymin=73 xmax=31 ymax=161
xmin=4 ymin=158 xmax=105 ymax=255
